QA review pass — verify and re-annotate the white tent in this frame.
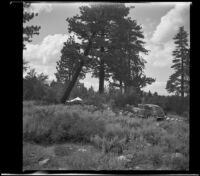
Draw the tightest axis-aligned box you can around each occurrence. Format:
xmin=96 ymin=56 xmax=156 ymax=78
xmin=66 ymin=97 xmax=83 ymax=103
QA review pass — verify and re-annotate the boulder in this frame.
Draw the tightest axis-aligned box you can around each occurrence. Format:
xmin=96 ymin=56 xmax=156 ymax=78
xmin=134 ymin=166 xmax=142 ymax=170
xmin=38 ymin=158 xmax=49 ymax=166
xmin=78 ymin=148 xmax=87 ymax=152
xmin=171 ymin=152 xmax=184 ymax=159
xmin=117 ymin=155 xmax=131 ymax=162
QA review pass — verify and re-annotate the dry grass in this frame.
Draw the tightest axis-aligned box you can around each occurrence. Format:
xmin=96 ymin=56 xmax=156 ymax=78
xmin=23 ymin=101 xmax=189 ymax=170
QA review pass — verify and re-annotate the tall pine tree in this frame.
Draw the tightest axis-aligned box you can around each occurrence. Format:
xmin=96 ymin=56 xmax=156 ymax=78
xmin=55 ymin=36 xmax=86 ymax=84
xmin=166 ymin=26 xmax=190 ymax=98
xmin=107 ymin=17 xmax=155 ymax=94
xmin=23 ymin=2 xmax=40 ymax=49
xmin=61 ymin=3 xmax=131 ymax=102
xmin=23 ymin=2 xmax=41 ymax=71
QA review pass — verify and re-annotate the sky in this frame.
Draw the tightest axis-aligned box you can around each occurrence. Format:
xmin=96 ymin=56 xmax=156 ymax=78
xmin=23 ymin=2 xmax=191 ymax=95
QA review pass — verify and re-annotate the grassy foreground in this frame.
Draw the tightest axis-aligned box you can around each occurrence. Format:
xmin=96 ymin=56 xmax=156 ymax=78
xmin=23 ymin=101 xmax=189 ymax=170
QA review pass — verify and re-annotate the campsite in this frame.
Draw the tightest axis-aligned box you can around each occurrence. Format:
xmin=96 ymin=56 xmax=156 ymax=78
xmin=23 ymin=2 xmax=190 ymax=170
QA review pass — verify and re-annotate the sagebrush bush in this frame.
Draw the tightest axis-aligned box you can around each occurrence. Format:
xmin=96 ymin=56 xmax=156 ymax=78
xmin=122 ymin=117 xmax=143 ymax=129
xmin=23 ymin=105 xmax=105 ymax=144
xmin=97 ymin=153 xmax=127 ymax=170
xmin=63 ymin=150 xmax=100 ymax=170
xmin=104 ymin=123 xmax=129 ymax=140
xmin=90 ymin=123 xmax=129 ymax=155
xmin=84 ymin=93 xmax=109 ymax=108
xmin=67 ymin=116 xmax=105 ymax=142
xmin=23 ymin=143 xmax=49 ymax=167
xmin=170 ymin=155 xmax=189 ymax=170
xmin=23 ymin=101 xmax=189 ymax=170
xmin=138 ymin=126 xmax=166 ymax=146
xmin=54 ymin=145 xmax=72 ymax=157
xmin=113 ymin=89 xmax=141 ymax=108
xmin=145 ymin=146 xmax=164 ymax=167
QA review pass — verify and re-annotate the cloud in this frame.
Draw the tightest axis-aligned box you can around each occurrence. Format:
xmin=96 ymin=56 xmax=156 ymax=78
xmin=151 ymin=2 xmax=190 ymax=44
xmin=142 ymin=2 xmax=190 ymax=68
xmin=143 ymin=40 xmax=175 ymax=67
xmin=80 ymin=74 xmax=99 ymax=91
xmin=23 ymin=33 xmax=83 ymax=81
xmin=24 ymin=34 xmax=68 ymax=64
xmin=142 ymin=81 xmax=169 ymax=95
xmin=29 ymin=3 xmax=53 ymax=13
xmin=24 ymin=34 xmax=69 ymax=80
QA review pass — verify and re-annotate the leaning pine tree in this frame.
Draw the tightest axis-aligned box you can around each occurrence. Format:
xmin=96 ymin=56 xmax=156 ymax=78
xmin=166 ymin=26 xmax=190 ymax=99
xmin=60 ymin=3 xmax=132 ymax=103
xmin=55 ymin=36 xmax=86 ymax=84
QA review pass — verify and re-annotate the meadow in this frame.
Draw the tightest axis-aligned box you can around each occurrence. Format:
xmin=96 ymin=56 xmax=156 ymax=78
xmin=23 ymin=100 xmax=189 ymax=170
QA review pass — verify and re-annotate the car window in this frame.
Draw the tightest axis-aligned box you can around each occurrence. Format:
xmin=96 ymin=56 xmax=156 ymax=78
xmin=145 ymin=106 xmax=152 ymax=110
xmin=154 ymin=107 xmax=165 ymax=114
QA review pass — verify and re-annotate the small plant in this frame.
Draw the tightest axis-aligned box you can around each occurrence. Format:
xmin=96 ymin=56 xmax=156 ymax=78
xmin=54 ymin=145 xmax=71 ymax=157
xmin=170 ymin=155 xmax=189 ymax=170
xmin=97 ymin=153 xmax=127 ymax=170
xmin=63 ymin=150 xmax=100 ymax=170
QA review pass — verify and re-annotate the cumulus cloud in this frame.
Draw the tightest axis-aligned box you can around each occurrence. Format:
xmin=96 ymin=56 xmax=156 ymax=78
xmin=144 ymin=40 xmax=175 ymax=67
xmin=24 ymin=34 xmax=69 ymax=80
xmin=29 ymin=3 xmax=53 ymax=13
xmin=24 ymin=33 xmax=83 ymax=81
xmin=24 ymin=34 xmax=68 ymax=64
xmin=151 ymin=2 xmax=190 ymax=44
xmin=142 ymin=2 xmax=190 ymax=68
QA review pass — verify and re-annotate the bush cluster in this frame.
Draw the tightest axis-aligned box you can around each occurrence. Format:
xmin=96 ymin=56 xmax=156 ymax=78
xmin=23 ymin=101 xmax=189 ymax=170
xmin=23 ymin=106 xmax=105 ymax=144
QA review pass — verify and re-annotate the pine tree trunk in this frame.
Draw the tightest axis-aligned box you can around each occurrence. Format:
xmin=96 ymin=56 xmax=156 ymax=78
xmin=124 ymin=83 xmax=127 ymax=94
xmin=120 ymin=80 xmax=122 ymax=94
xmin=60 ymin=60 xmax=84 ymax=103
xmin=181 ymin=53 xmax=184 ymax=99
xmin=60 ymin=34 xmax=95 ymax=103
xmin=180 ymin=54 xmax=185 ymax=112
xmin=99 ymin=58 xmax=105 ymax=94
xmin=99 ymin=46 xmax=105 ymax=94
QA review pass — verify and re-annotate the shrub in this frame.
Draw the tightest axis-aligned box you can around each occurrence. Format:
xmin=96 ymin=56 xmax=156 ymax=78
xmin=123 ymin=117 xmax=143 ymax=129
xmin=170 ymin=155 xmax=189 ymax=170
xmin=104 ymin=123 xmax=129 ymax=140
xmin=54 ymin=145 xmax=72 ymax=157
xmin=23 ymin=143 xmax=49 ymax=167
xmin=68 ymin=116 xmax=105 ymax=142
xmin=145 ymin=146 xmax=164 ymax=167
xmin=113 ymin=90 xmax=141 ymax=108
xmin=97 ymin=153 xmax=127 ymax=170
xmin=84 ymin=93 xmax=109 ymax=109
xmin=63 ymin=150 xmax=100 ymax=170
xmin=23 ymin=105 xmax=105 ymax=144
xmin=140 ymin=126 xmax=166 ymax=146
xmin=91 ymin=123 xmax=129 ymax=155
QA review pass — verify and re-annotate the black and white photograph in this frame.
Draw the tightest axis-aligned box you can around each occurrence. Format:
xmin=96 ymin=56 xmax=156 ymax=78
xmin=22 ymin=2 xmax=190 ymax=171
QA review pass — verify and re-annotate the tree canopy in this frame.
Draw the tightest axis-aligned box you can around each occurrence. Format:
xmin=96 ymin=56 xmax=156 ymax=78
xmin=166 ymin=26 xmax=190 ymax=98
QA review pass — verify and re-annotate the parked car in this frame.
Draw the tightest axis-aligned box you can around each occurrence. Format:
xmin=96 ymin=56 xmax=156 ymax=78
xmin=138 ymin=104 xmax=166 ymax=120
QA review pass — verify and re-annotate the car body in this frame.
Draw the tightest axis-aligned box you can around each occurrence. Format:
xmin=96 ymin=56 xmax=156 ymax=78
xmin=137 ymin=104 xmax=166 ymax=120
